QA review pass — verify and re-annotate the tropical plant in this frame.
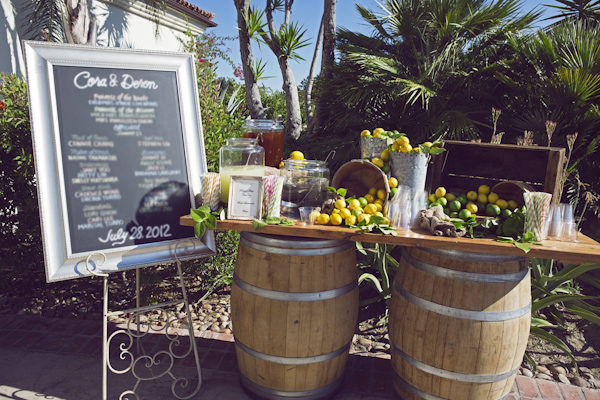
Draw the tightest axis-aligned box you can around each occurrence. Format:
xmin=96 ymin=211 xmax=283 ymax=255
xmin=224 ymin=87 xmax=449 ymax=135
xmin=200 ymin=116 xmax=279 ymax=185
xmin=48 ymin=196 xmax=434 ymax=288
xmin=527 ymin=257 xmax=600 ymax=368
xmin=544 ymin=0 xmax=600 ymax=25
xmin=181 ymin=31 xmax=245 ymax=172
xmin=318 ymin=0 xmax=541 ymax=148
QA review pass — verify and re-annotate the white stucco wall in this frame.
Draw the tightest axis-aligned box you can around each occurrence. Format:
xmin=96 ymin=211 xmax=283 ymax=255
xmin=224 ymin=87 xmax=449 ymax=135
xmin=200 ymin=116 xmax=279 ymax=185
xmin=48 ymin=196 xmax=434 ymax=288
xmin=0 ymin=0 xmax=211 ymax=76
xmin=1 ymin=0 xmax=26 ymax=75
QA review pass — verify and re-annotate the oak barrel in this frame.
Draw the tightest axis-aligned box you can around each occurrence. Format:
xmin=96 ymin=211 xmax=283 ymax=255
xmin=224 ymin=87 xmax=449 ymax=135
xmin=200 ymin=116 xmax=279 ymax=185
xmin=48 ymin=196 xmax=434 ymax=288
xmin=389 ymin=247 xmax=531 ymax=400
xmin=231 ymin=232 xmax=358 ymax=399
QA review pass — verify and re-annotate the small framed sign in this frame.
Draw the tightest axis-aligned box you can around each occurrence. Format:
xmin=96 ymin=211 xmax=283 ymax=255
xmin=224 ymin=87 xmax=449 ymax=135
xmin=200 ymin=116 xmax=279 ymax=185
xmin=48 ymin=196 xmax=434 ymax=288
xmin=227 ymin=176 xmax=264 ymax=220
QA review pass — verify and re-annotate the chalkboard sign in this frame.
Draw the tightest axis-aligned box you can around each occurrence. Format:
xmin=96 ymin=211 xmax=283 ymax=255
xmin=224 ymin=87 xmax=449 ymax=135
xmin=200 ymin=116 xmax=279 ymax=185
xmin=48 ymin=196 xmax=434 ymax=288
xmin=24 ymin=42 xmax=215 ymax=282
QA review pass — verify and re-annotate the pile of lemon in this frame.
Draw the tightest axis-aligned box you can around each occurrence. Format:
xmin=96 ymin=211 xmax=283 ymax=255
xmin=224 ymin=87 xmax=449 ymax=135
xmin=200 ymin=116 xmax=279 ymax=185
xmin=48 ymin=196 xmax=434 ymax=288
xmin=315 ymin=180 xmax=397 ymax=226
xmin=279 ymin=150 xmax=306 ymax=168
xmin=428 ymin=185 xmax=519 ymax=220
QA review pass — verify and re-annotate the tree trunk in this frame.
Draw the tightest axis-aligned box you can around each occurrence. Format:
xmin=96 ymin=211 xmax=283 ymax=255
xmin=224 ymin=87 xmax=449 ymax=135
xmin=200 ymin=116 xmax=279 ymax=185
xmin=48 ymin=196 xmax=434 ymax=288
xmin=234 ymin=0 xmax=266 ymax=119
xmin=309 ymin=0 xmax=336 ymax=135
xmin=304 ymin=16 xmax=325 ymax=132
xmin=62 ymin=0 xmax=97 ymax=45
xmin=263 ymin=0 xmax=302 ymax=139
xmin=278 ymin=57 xmax=303 ymax=139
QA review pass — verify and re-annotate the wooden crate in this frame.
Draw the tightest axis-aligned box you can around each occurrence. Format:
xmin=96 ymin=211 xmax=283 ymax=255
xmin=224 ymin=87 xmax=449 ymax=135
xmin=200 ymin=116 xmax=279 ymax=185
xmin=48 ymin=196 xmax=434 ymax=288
xmin=429 ymin=140 xmax=565 ymax=204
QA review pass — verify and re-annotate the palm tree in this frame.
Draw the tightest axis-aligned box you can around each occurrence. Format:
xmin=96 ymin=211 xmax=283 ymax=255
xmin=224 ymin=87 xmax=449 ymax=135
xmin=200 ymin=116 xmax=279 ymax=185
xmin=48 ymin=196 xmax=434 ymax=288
xmin=318 ymin=0 xmax=541 ymax=143
xmin=544 ymin=0 xmax=600 ymax=25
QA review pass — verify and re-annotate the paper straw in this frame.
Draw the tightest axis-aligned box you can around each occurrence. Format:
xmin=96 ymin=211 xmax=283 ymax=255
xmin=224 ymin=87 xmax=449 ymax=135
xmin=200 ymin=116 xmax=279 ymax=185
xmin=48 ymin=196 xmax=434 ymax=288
xmin=262 ymin=175 xmax=278 ymax=215
xmin=524 ymin=192 xmax=552 ymax=241
xmin=201 ymin=173 xmax=221 ymax=211
xmin=267 ymin=176 xmax=284 ymax=218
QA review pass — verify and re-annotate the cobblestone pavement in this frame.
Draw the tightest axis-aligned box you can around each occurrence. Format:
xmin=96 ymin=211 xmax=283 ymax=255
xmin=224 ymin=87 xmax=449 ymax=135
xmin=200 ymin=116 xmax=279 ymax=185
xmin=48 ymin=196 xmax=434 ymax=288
xmin=0 ymin=313 xmax=599 ymax=400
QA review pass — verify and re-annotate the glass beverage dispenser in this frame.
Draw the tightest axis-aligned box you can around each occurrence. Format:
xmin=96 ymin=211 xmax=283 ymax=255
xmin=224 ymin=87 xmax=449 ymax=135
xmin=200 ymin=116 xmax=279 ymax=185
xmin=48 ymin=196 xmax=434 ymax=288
xmin=219 ymin=138 xmax=265 ymax=203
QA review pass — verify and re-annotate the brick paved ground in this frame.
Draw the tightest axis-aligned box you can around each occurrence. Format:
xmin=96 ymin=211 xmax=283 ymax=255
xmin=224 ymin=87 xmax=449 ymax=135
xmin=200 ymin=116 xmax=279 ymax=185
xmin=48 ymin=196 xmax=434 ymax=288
xmin=0 ymin=313 xmax=598 ymax=400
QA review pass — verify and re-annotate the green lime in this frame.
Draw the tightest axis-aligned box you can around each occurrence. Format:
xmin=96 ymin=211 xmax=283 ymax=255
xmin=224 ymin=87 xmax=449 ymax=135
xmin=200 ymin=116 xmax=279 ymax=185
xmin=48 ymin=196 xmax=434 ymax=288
xmin=476 ymin=202 xmax=486 ymax=213
xmin=443 ymin=207 xmax=451 ymax=216
xmin=382 ymin=163 xmax=391 ymax=173
xmin=501 ymin=209 xmax=512 ymax=220
xmin=450 ymin=212 xmax=459 ymax=219
xmin=457 ymin=195 xmax=468 ymax=206
xmin=390 ymin=187 xmax=398 ymax=198
xmin=458 ymin=209 xmax=472 ymax=221
xmin=449 ymin=200 xmax=462 ymax=212
xmin=437 ymin=197 xmax=448 ymax=207
xmin=486 ymin=203 xmax=501 ymax=217
xmin=429 ymin=202 xmax=440 ymax=208
xmin=358 ymin=197 xmax=368 ymax=208
xmin=352 ymin=208 xmax=363 ymax=217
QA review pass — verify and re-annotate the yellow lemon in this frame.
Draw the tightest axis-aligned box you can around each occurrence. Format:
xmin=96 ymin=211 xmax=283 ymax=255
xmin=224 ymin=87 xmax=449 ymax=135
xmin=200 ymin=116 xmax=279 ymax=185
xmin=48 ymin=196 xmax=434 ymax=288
xmin=428 ymin=193 xmax=438 ymax=203
xmin=488 ymin=192 xmax=499 ymax=204
xmin=400 ymin=144 xmax=413 ymax=153
xmin=382 ymin=216 xmax=391 ymax=225
xmin=435 ymin=187 xmax=447 ymax=198
xmin=422 ymin=141 xmax=433 ymax=147
xmin=361 ymin=130 xmax=371 ymax=137
xmin=340 ymin=208 xmax=352 ymax=219
xmin=332 ymin=208 xmax=341 ymax=214
xmin=345 ymin=215 xmax=357 ymax=225
xmin=376 ymin=189 xmax=387 ymax=201
xmin=373 ymin=128 xmax=385 ymax=136
xmin=466 ymin=202 xmax=478 ymax=214
xmin=368 ymin=187 xmax=377 ymax=196
xmin=364 ymin=194 xmax=375 ymax=204
xmin=388 ymin=177 xmax=399 ymax=188
xmin=397 ymin=136 xmax=410 ymax=146
xmin=290 ymin=151 xmax=305 ymax=160
xmin=478 ymin=184 xmax=491 ymax=195
xmin=371 ymin=157 xmax=385 ymax=168
xmin=309 ymin=210 xmax=321 ymax=222
xmin=317 ymin=213 xmax=330 ymax=225
xmin=357 ymin=213 xmax=371 ymax=224
xmin=374 ymin=202 xmax=383 ymax=212
xmin=364 ymin=204 xmax=378 ymax=215
xmin=279 ymin=161 xmax=284 ymax=168
xmin=495 ymin=199 xmax=508 ymax=209
xmin=391 ymin=143 xmax=400 ymax=152
xmin=349 ymin=199 xmax=361 ymax=210
xmin=380 ymin=149 xmax=390 ymax=162
xmin=330 ymin=213 xmax=343 ymax=226
xmin=477 ymin=193 xmax=488 ymax=204
xmin=467 ymin=191 xmax=478 ymax=201
xmin=508 ymin=200 xmax=519 ymax=210
xmin=445 ymin=192 xmax=456 ymax=202
xmin=334 ymin=198 xmax=347 ymax=209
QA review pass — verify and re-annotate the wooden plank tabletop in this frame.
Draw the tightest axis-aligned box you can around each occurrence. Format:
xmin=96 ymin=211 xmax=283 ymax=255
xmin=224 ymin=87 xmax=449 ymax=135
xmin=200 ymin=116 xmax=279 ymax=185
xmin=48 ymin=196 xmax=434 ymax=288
xmin=179 ymin=215 xmax=600 ymax=265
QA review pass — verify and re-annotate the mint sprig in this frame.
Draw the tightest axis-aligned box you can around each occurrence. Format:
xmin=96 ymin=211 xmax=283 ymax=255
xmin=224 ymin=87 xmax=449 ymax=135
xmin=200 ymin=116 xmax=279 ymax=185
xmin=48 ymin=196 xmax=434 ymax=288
xmin=191 ymin=206 xmax=218 ymax=240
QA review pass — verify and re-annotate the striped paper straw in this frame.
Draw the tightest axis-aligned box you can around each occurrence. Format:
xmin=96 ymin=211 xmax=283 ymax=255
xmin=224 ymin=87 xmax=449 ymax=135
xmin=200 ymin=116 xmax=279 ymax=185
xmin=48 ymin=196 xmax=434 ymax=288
xmin=262 ymin=175 xmax=278 ymax=215
xmin=201 ymin=173 xmax=221 ymax=211
xmin=524 ymin=192 xmax=552 ymax=241
xmin=267 ymin=176 xmax=284 ymax=218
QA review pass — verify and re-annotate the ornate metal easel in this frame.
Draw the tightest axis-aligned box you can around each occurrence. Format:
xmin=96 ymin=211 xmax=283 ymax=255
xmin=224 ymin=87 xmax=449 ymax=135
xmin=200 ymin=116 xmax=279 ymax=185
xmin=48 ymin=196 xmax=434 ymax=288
xmin=86 ymin=240 xmax=203 ymax=400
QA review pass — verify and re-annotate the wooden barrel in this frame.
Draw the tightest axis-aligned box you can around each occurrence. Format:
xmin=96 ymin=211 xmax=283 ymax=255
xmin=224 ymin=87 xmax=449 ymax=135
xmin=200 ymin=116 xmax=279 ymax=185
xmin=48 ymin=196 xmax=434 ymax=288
xmin=231 ymin=232 xmax=358 ymax=400
xmin=389 ymin=247 xmax=531 ymax=400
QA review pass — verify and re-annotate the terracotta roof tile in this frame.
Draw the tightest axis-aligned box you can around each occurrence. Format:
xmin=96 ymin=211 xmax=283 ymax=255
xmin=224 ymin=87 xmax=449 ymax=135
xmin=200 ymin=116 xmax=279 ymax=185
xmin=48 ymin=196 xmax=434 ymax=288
xmin=166 ymin=0 xmax=217 ymax=27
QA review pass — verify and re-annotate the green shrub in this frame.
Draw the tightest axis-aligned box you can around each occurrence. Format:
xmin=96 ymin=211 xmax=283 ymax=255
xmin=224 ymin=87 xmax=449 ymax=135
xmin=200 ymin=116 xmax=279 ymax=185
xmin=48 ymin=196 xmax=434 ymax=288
xmin=0 ymin=73 xmax=42 ymax=263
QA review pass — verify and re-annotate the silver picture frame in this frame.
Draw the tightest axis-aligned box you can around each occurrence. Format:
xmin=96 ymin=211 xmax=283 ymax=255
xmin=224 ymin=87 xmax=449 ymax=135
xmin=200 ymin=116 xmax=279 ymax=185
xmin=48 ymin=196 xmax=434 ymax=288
xmin=227 ymin=176 xmax=264 ymax=220
xmin=23 ymin=41 xmax=216 ymax=282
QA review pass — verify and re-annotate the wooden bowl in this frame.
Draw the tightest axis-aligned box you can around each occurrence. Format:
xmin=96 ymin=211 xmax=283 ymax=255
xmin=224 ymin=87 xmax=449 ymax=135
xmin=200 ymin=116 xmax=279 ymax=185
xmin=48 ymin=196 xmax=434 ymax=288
xmin=331 ymin=159 xmax=390 ymax=198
